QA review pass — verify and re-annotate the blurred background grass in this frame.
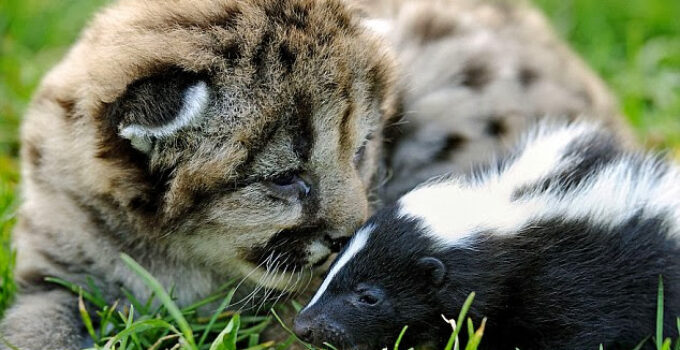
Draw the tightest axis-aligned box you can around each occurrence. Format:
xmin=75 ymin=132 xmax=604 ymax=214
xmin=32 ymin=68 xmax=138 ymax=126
xmin=0 ymin=0 xmax=678 ymax=316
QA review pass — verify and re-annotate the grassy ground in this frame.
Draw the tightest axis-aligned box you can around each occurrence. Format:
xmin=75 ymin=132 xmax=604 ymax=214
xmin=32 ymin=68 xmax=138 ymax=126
xmin=535 ymin=0 xmax=680 ymax=150
xmin=0 ymin=0 xmax=679 ymax=348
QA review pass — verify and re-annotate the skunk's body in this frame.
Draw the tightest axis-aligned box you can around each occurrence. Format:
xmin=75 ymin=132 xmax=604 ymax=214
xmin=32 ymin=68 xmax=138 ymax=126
xmin=294 ymin=122 xmax=680 ymax=350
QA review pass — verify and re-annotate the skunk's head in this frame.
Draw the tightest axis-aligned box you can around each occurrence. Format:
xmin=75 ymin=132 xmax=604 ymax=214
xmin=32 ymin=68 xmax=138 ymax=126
xmin=293 ymin=206 xmax=449 ymax=349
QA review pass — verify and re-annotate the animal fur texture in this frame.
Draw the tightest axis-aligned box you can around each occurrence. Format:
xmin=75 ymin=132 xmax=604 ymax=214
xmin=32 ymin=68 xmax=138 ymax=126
xmin=1 ymin=0 xmax=397 ymax=348
xmin=295 ymin=122 xmax=680 ymax=350
xmin=358 ymin=0 xmax=636 ymax=203
xmin=2 ymin=0 xmax=642 ymax=348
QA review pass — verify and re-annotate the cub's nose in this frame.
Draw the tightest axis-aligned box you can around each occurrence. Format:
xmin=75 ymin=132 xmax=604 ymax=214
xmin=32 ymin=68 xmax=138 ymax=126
xmin=293 ymin=313 xmax=314 ymax=342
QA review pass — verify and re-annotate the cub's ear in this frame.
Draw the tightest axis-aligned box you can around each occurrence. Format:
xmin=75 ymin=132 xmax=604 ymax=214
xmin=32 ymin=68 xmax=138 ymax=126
xmin=108 ymin=69 xmax=210 ymax=153
xmin=417 ymin=257 xmax=446 ymax=286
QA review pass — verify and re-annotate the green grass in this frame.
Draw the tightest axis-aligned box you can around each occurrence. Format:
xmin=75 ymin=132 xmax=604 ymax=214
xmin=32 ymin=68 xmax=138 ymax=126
xmin=0 ymin=0 xmax=679 ymax=348
xmin=0 ymin=181 xmax=16 ymax=318
xmin=534 ymin=0 xmax=680 ymax=150
xmin=7 ymin=257 xmax=679 ymax=350
xmin=15 ymin=254 xmax=489 ymax=350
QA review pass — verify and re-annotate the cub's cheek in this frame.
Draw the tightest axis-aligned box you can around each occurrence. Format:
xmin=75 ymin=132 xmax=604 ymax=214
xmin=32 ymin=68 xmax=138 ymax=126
xmin=203 ymin=192 xmax=304 ymax=229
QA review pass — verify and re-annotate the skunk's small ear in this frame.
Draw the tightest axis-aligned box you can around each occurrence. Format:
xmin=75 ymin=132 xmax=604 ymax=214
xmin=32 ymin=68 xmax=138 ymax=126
xmin=418 ymin=257 xmax=446 ymax=286
xmin=108 ymin=69 xmax=210 ymax=153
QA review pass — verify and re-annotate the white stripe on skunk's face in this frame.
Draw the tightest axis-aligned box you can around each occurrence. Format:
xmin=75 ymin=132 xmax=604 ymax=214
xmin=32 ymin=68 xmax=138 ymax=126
xmin=304 ymin=224 xmax=375 ymax=311
xmin=294 ymin=214 xmax=446 ymax=350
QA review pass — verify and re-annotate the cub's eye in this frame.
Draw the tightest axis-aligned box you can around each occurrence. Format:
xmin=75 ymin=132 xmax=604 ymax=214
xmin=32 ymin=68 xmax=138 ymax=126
xmin=355 ymin=286 xmax=384 ymax=306
xmin=264 ymin=172 xmax=311 ymax=201
xmin=271 ymin=172 xmax=297 ymax=186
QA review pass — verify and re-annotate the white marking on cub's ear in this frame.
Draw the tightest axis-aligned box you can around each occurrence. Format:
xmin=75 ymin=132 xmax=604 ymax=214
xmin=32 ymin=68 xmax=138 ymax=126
xmin=119 ymin=81 xmax=209 ymax=153
xmin=303 ymin=224 xmax=374 ymax=311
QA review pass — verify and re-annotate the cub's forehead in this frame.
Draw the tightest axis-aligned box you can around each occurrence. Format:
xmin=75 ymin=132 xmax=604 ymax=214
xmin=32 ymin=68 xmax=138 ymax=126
xmin=56 ymin=0 xmax=396 ymax=172
xmin=71 ymin=0 xmax=393 ymax=105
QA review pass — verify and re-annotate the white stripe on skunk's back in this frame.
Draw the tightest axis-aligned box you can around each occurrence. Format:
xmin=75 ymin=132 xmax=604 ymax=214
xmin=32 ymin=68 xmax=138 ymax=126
xmin=398 ymin=122 xmax=680 ymax=246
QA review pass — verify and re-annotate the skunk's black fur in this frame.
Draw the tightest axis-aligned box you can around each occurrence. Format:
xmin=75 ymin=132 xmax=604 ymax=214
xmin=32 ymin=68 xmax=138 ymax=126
xmin=295 ymin=122 xmax=680 ymax=350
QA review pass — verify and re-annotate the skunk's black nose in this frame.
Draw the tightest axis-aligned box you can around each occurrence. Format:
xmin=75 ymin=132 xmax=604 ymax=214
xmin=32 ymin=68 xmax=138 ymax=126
xmin=295 ymin=308 xmax=348 ymax=347
xmin=293 ymin=314 xmax=313 ymax=342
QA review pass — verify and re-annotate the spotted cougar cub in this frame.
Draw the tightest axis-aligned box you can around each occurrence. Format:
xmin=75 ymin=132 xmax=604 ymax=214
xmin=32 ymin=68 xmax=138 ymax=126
xmin=1 ymin=0 xmax=396 ymax=348
xmin=359 ymin=0 xmax=635 ymax=203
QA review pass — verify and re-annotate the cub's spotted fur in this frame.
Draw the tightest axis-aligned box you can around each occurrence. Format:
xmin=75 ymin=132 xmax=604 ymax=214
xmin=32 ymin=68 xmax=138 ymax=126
xmin=359 ymin=0 xmax=635 ymax=203
xmin=1 ymin=0 xmax=396 ymax=348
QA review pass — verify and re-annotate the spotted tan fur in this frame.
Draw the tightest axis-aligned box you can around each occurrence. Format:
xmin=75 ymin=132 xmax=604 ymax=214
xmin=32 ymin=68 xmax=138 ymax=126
xmin=1 ymin=0 xmax=396 ymax=348
xmin=358 ymin=0 xmax=635 ymax=203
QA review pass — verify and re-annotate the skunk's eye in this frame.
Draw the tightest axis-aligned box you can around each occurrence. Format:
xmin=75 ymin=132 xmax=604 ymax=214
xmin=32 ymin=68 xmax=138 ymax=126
xmin=355 ymin=286 xmax=384 ymax=306
xmin=359 ymin=293 xmax=379 ymax=305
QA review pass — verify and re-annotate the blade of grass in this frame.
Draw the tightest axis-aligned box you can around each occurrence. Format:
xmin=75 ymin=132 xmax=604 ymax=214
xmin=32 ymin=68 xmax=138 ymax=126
xmin=223 ymin=314 xmax=241 ymax=350
xmin=121 ymin=287 xmax=148 ymax=315
xmin=248 ymin=334 xmax=259 ymax=348
xmin=444 ymin=292 xmax=476 ymax=350
xmin=184 ymin=281 xmax=236 ymax=313
xmin=291 ymin=301 xmax=304 ymax=312
xmin=119 ymin=304 xmax=135 ymax=350
xmin=243 ymin=341 xmax=275 ymax=350
xmin=274 ymin=335 xmax=297 ymax=350
xmin=658 ymin=275 xmax=665 ymax=350
xmin=79 ymin=293 xmax=98 ymax=342
xmin=197 ymin=288 xmax=237 ymax=348
xmin=442 ymin=317 xmax=459 ymax=350
xmin=676 ymin=318 xmax=680 ymax=350
xmin=120 ymin=253 xmax=196 ymax=348
xmin=102 ymin=319 xmax=180 ymax=350
xmin=393 ymin=326 xmax=408 ymax=350
xmin=323 ymin=342 xmax=339 ymax=350
xmin=464 ymin=317 xmax=486 ymax=350
xmin=662 ymin=338 xmax=672 ymax=350
xmin=271 ymin=309 xmax=315 ymax=350
xmin=632 ymin=336 xmax=651 ymax=350
xmin=44 ymin=277 xmax=106 ymax=308
xmin=234 ymin=320 xmax=271 ymax=341
xmin=143 ymin=291 xmax=157 ymax=315
xmin=86 ymin=276 xmax=106 ymax=305
xmin=467 ymin=318 xmax=474 ymax=339
xmin=0 ymin=333 xmax=19 ymax=350
xmin=98 ymin=300 xmax=119 ymax=341
xmin=148 ymin=334 xmax=181 ymax=350
xmin=208 ymin=314 xmax=240 ymax=350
